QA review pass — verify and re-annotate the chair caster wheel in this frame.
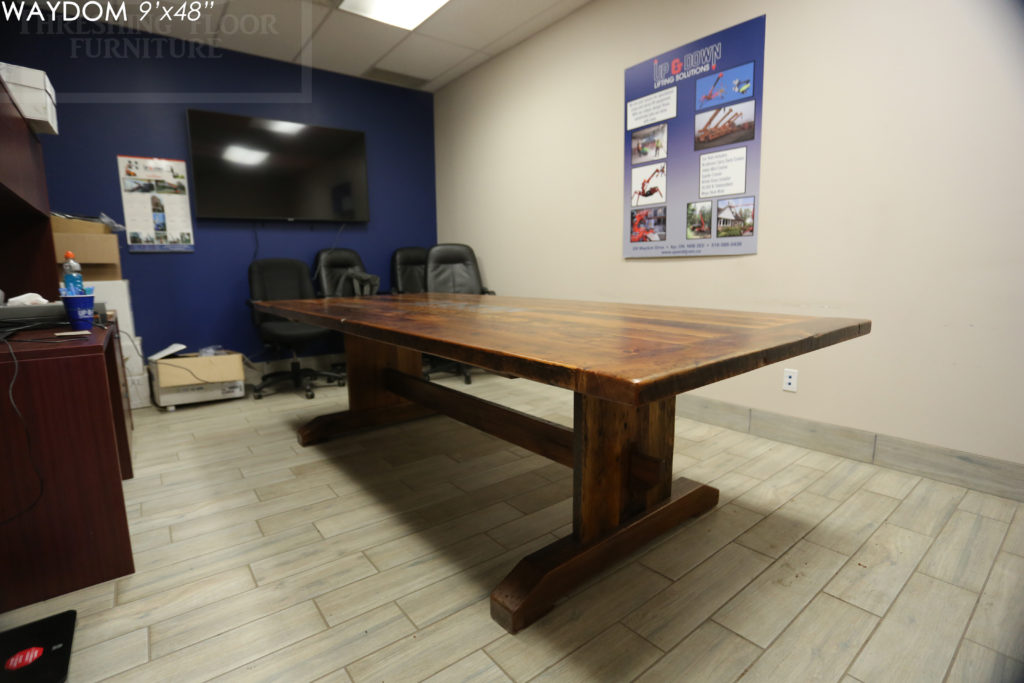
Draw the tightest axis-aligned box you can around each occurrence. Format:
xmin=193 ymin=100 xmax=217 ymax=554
xmin=305 ymin=388 xmax=315 ymax=399
xmin=254 ymin=391 xmax=263 ymax=399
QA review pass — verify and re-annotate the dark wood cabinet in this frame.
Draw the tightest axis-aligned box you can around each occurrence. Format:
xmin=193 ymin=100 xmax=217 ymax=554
xmin=0 ymin=77 xmax=58 ymax=301
xmin=0 ymin=324 xmax=134 ymax=612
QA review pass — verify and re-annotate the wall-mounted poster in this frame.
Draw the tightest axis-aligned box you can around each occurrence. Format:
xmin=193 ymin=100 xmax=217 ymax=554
xmin=117 ymin=155 xmax=196 ymax=252
xmin=623 ymin=16 xmax=765 ymax=258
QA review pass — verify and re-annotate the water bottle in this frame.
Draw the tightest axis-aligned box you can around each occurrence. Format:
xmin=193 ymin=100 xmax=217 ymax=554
xmin=62 ymin=251 xmax=84 ymax=295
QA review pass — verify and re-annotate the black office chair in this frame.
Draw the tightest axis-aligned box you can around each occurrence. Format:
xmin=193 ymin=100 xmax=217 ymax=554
xmin=426 ymin=243 xmax=495 ymax=295
xmin=315 ymin=248 xmax=379 ymax=297
xmin=424 ymin=244 xmax=495 ymax=383
xmin=248 ymin=258 xmax=344 ymax=399
xmin=390 ymin=246 xmax=428 ymax=294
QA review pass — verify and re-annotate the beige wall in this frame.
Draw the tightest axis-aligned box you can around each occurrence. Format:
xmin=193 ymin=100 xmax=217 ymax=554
xmin=433 ymin=0 xmax=1024 ymax=464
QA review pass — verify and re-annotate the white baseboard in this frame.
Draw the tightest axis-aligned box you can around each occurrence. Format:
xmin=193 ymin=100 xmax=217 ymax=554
xmin=677 ymin=395 xmax=1024 ymax=502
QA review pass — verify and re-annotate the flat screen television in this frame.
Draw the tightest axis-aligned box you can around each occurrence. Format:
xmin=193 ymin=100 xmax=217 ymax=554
xmin=186 ymin=109 xmax=370 ymax=222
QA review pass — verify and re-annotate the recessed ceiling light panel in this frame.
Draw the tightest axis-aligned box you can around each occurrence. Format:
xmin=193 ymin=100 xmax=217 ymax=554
xmin=338 ymin=0 xmax=451 ymax=31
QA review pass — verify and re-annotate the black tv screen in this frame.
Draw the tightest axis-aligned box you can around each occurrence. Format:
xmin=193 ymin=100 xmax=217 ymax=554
xmin=186 ymin=109 xmax=369 ymax=222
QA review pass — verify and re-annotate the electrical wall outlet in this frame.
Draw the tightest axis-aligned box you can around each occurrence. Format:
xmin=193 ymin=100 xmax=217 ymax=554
xmin=782 ymin=368 xmax=798 ymax=392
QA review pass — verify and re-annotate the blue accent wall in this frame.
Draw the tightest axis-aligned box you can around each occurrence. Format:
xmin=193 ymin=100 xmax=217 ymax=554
xmin=1 ymin=21 xmax=437 ymax=358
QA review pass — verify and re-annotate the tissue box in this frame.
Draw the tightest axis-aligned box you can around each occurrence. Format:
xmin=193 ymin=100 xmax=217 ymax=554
xmin=149 ymin=352 xmax=245 ymax=407
xmin=0 ymin=62 xmax=57 ymax=135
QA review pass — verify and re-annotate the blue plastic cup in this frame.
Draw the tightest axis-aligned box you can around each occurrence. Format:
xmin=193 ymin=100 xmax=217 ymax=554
xmin=62 ymin=294 xmax=95 ymax=331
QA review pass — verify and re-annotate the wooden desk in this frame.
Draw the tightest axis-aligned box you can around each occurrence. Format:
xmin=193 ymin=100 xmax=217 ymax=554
xmin=0 ymin=324 xmax=134 ymax=611
xmin=255 ymin=294 xmax=870 ymax=632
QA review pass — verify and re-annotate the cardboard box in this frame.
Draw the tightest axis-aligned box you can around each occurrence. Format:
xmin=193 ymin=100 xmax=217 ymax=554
xmin=53 ymin=231 xmax=121 ymax=281
xmin=51 ymin=215 xmax=109 ymax=235
xmin=0 ymin=62 xmax=58 ymax=135
xmin=149 ymin=352 xmax=245 ymax=408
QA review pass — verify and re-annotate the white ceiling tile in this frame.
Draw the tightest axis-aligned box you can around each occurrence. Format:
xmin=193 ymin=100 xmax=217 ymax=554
xmin=310 ymin=10 xmax=408 ymax=76
xmin=104 ymin=0 xmax=594 ymax=90
xmin=216 ymin=0 xmax=328 ymax=63
xmin=375 ymin=33 xmax=475 ymax=81
xmin=416 ymin=0 xmax=560 ymax=51
xmin=483 ymin=0 xmax=590 ymax=55
xmin=423 ymin=50 xmax=490 ymax=91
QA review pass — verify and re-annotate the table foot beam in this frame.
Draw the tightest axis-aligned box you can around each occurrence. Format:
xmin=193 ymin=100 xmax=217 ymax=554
xmin=490 ymin=477 xmax=718 ymax=633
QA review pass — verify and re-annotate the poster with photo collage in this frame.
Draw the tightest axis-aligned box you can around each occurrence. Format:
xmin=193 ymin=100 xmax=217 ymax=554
xmin=118 ymin=155 xmax=196 ymax=252
xmin=624 ymin=16 xmax=765 ymax=258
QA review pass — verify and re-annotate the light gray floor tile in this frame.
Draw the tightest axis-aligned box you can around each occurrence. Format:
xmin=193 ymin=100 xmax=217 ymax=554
xmin=946 ymin=640 xmax=1024 ymax=683
xmin=531 ymin=624 xmax=661 ymax=682
xmin=862 ymin=469 xmax=921 ymax=500
xmin=917 ymin=510 xmax=1007 ymax=592
xmin=6 ymin=374 xmax=1022 ymax=683
xmin=713 ymin=540 xmax=847 ymax=648
xmin=825 ymin=522 xmax=933 ymax=616
xmin=958 ymin=490 xmax=1018 ymax=523
xmin=805 ymin=459 xmax=877 ymax=502
xmin=739 ymin=593 xmax=877 ymax=683
xmin=732 ymin=465 xmax=823 ymax=516
xmin=635 ymin=621 xmax=761 ymax=683
xmin=639 ymin=504 xmax=762 ymax=580
xmin=805 ymin=489 xmax=899 ymax=556
xmin=966 ymin=552 xmax=1024 ymax=661
xmin=624 ymin=543 xmax=771 ymax=650
xmin=1003 ymin=507 xmax=1024 ymax=557
xmin=887 ymin=479 xmax=966 ymax=536
xmin=735 ymin=491 xmax=839 ymax=558
xmin=850 ymin=573 xmax=977 ymax=683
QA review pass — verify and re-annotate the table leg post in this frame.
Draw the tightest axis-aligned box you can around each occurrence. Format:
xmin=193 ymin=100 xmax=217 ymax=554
xmin=573 ymin=393 xmax=675 ymax=544
xmin=490 ymin=393 xmax=718 ymax=633
xmin=298 ymin=335 xmax=432 ymax=446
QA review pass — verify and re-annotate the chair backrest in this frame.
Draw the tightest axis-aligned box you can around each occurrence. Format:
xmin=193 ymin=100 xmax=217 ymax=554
xmin=248 ymin=258 xmax=316 ymax=324
xmin=426 ymin=243 xmax=485 ymax=294
xmin=391 ymin=246 xmax=428 ymax=294
xmin=315 ymin=248 xmax=366 ymax=297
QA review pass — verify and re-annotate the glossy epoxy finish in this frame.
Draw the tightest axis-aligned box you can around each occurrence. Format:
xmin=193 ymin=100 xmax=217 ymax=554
xmin=256 ymin=293 xmax=871 ymax=404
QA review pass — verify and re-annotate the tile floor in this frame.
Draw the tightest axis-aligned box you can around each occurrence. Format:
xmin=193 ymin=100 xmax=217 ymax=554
xmin=2 ymin=372 xmax=1022 ymax=682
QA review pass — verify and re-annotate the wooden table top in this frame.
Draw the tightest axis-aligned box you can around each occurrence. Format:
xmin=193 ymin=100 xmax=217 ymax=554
xmin=256 ymin=294 xmax=871 ymax=405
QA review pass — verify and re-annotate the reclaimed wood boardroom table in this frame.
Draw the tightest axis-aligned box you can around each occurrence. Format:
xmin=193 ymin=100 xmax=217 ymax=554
xmin=255 ymin=293 xmax=871 ymax=633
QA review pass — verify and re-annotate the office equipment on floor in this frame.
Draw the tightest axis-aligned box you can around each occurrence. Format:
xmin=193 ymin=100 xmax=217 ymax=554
xmin=248 ymin=258 xmax=343 ymax=399
xmin=254 ymin=293 xmax=871 ymax=633
xmin=149 ymin=351 xmax=246 ymax=408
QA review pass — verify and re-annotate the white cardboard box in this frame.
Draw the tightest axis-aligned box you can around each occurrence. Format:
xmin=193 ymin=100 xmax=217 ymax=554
xmin=149 ymin=352 xmax=245 ymax=408
xmin=0 ymin=62 xmax=58 ymax=135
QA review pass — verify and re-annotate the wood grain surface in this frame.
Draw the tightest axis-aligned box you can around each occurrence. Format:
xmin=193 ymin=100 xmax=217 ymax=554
xmin=0 ymin=325 xmax=134 ymax=611
xmin=255 ymin=294 xmax=870 ymax=405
